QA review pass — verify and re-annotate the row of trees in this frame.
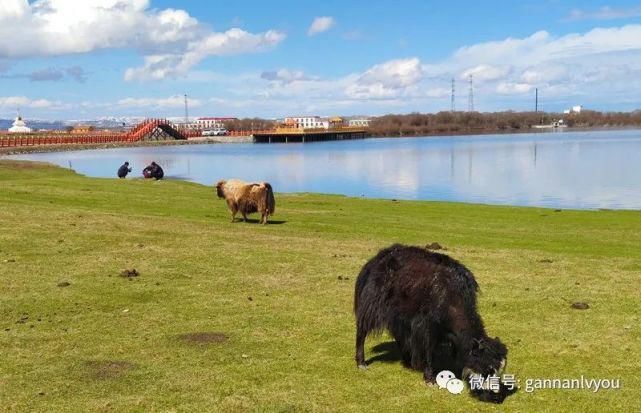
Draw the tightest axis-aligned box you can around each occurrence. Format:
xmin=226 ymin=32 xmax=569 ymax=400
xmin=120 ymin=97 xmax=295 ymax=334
xmin=367 ymin=110 xmax=641 ymax=137
xmin=216 ymin=111 xmax=641 ymax=137
xmin=222 ymin=118 xmax=276 ymax=132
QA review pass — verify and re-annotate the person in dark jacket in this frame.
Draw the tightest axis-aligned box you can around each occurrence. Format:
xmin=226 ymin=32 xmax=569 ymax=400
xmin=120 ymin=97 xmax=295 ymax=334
xmin=142 ymin=161 xmax=164 ymax=180
xmin=117 ymin=161 xmax=132 ymax=178
xmin=142 ymin=164 xmax=153 ymax=178
xmin=152 ymin=162 xmax=164 ymax=180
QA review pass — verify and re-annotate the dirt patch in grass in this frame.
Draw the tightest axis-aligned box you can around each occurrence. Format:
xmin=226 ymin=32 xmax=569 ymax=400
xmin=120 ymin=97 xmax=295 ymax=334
xmin=177 ymin=332 xmax=228 ymax=345
xmin=85 ymin=360 xmax=136 ymax=379
xmin=119 ymin=269 xmax=140 ymax=278
xmin=425 ymin=242 xmax=446 ymax=250
xmin=571 ymin=302 xmax=590 ymax=310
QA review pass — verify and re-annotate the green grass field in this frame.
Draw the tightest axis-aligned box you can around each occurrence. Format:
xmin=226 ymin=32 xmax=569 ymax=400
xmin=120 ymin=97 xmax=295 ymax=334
xmin=0 ymin=160 xmax=639 ymax=412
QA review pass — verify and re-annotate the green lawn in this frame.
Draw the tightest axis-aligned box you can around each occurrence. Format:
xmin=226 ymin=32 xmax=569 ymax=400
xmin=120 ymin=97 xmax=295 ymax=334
xmin=0 ymin=160 xmax=639 ymax=412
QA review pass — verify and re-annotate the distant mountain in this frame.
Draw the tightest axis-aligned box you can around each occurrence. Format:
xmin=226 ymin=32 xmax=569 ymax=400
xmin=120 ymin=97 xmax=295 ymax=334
xmin=0 ymin=118 xmax=66 ymax=131
xmin=62 ymin=116 xmax=145 ymax=128
xmin=0 ymin=116 xmax=150 ymax=132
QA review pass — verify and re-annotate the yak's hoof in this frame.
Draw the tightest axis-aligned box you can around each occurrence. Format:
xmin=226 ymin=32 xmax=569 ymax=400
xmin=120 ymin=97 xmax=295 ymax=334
xmin=424 ymin=377 xmax=436 ymax=385
xmin=423 ymin=372 xmax=436 ymax=384
xmin=358 ymin=364 xmax=368 ymax=370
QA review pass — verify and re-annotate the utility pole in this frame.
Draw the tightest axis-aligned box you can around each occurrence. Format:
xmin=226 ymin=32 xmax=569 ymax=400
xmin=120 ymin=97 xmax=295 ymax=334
xmin=451 ymin=78 xmax=456 ymax=112
xmin=468 ymin=75 xmax=474 ymax=112
xmin=535 ymin=88 xmax=538 ymax=112
xmin=184 ymin=93 xmax=189 ymax=124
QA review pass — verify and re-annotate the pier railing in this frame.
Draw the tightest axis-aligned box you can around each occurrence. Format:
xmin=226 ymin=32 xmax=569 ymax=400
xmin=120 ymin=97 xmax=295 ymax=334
xmin=0 ymin=118 xmax=204 ymax=148
xmin=0 ymin=121 xmax=369 ymax=148
xmin=0 ymin=133 xmax=127 ymax=147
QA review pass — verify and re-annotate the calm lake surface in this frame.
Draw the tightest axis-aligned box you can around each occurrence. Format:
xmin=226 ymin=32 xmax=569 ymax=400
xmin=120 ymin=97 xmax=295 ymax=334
xmin=7 ymin=129 xmax=641 ymax=210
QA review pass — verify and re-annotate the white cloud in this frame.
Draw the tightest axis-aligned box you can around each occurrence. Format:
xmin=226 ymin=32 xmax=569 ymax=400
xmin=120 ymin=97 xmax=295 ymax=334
xmin=308 ymin=16 xmax=335 ymax=36
xmin=446 ymin=26 xmax=641 ymax=68
xmin=346 ymin=58 xmax=423 ymax=99
xmin=519 ymin=65 xmax=568 ymax=84
xmin=10 ymin=22 xmax=641 ymax=118
xmin=420 ymin=24 xmax=641 ymax=109
xmin=112 ymin=21 xmax=641 ymax=116
xmin=124 ymin=28 xmax=284 ymax=81
xmin=0 ymin=0 xmax=285 ymax=81
xmin=261 ymin=68 xmax=313 ymax=83
xmin=566 ymin=6 xmax=641 ymax=21
xmin=496 ymin=82 xmax=533 ymax=95
xmin=0 ymin=96 xmax=61 ymax=109
xmin=425 ymin=87 xmax=451 ymax=98
xmin=117 ymin=95 xmax=203 ymax=108
xmin=461 ymin=64 xmax=511 ymax=81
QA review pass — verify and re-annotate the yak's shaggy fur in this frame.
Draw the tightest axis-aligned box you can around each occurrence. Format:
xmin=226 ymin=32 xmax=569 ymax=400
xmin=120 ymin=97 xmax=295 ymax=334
xmin=215 ymin=179 xmax=275 ymax=224
xmin=354 ymin=244 xmax=511 ymax=400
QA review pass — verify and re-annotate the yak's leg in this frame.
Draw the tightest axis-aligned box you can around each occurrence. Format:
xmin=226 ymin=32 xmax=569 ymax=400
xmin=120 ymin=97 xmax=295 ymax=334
xmin=261 ymin=213 xmax=268 ymax=225
xmin=422 ymin=328 xmax=439 ymax=384
xmin=355 ymin=324 xmax=368 ymax=369
xmin=241 ymin=211 xmax=248 ymax=222
xmin=227 ymin=200 xmax=237 ymax=222
xmin=390 ymin=315 xmax=412 ymax=367
xmin=407 ymin=318 xmax=437 ymax=383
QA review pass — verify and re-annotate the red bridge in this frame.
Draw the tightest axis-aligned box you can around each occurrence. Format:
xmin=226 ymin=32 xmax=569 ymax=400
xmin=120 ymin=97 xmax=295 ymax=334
xmin=0 ymin=118 xmax=202 ymax=148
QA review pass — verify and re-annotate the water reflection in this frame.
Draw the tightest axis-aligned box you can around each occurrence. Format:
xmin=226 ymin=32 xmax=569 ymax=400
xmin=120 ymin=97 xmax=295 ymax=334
xmin=6 ymin=129 xmax=641 ymax=209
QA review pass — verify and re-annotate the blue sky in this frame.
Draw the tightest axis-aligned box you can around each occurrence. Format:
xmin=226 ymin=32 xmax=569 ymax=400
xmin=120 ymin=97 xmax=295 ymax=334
xmin=1 ymin=0 xmax=641 ymax=120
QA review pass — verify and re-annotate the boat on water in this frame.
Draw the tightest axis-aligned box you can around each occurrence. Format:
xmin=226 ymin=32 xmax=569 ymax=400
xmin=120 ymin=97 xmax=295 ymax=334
xmin=532 ymin=119 xmax=567 ymax=129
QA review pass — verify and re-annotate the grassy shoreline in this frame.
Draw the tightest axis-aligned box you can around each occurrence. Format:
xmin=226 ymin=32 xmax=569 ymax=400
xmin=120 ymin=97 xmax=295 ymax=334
xmin=0 ymin=160 xmax=639 ymax=412
xmin=0 ymin=137 xmax=224 ymax=156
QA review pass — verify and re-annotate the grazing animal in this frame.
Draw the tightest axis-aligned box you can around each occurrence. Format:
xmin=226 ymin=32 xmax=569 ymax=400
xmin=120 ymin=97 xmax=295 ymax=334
xmin=215 ymin=179 xmax=275 ymax=224
xmin=354 ymin=244 xmax=509 ymax=396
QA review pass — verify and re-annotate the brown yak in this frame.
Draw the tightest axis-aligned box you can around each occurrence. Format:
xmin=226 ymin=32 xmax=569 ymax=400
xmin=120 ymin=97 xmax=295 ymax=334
xmin=215 ymin=179 xmax=275 ymax=224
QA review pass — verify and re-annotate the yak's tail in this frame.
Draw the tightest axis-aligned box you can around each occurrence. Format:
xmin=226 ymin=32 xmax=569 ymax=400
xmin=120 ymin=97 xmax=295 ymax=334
xmin=263 ymin=182 xmax=275 ymax=215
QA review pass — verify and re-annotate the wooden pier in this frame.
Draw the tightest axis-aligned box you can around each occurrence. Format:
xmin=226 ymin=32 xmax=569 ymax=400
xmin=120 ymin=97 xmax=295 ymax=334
xmin=0 ymin=119 xmax=199 ymax=149
xmin=252 ymin=127 xmax=367 ymax=143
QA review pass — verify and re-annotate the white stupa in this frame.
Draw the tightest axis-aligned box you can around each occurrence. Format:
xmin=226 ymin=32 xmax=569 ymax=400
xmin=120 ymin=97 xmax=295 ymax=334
xmin=8 ymin=110 xmax=32 ymax=133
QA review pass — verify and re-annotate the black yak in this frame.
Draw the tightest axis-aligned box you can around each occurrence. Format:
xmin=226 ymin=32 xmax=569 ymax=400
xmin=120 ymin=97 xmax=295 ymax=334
xmin=216 ymin=179 xmax=275 ymax=224
xmin=355 ymin=244 xmax=514 ymax=402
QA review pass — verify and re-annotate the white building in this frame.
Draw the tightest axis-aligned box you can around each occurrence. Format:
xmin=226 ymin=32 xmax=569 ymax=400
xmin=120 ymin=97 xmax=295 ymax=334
xmin=284 ymin=116 xmax=329 ymax=129
xmin=196 ymin=117 xmax=237 ymax=129
xmin=348 ymin=119 xmax=370 ymax=127
xmin=563 ymin=105 xmax=583 ymax=114
xmin=180 ymin=117 xmax=237 ymax=130
xmin=8 ymin=113 xmax=32 ymax=133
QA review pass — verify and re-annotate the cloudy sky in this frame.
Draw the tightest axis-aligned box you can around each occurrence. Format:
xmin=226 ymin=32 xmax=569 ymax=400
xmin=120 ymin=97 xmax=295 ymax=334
xmin=1 ymin=0 xmax=641 ymax=120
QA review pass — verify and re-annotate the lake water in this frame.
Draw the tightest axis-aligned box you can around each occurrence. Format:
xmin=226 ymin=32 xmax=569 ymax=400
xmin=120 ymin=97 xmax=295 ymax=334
xmin=6 ymin=129 xmax=641 ymax=210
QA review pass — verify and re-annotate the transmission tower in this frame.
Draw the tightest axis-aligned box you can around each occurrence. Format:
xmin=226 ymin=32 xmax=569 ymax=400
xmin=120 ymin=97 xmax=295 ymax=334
xmin=468 ymin=75 xmax=474 ymax=112
xmin=451 ymin=78 xmax=456 ymax=112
